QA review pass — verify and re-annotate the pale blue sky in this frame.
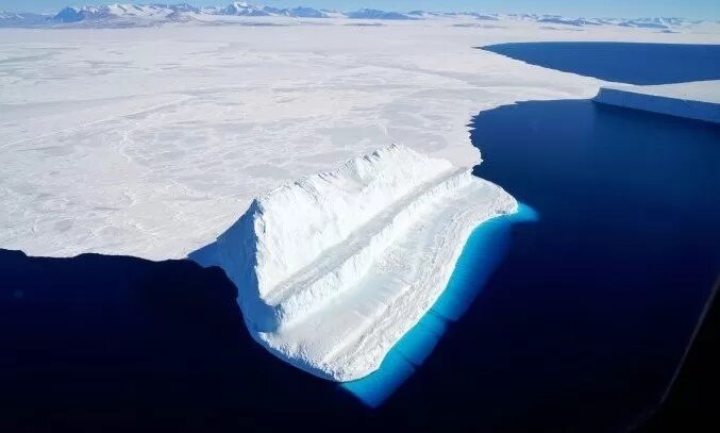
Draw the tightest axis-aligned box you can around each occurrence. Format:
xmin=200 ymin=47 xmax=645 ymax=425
xmin=2 ymin=0 xmax=718 ymax=20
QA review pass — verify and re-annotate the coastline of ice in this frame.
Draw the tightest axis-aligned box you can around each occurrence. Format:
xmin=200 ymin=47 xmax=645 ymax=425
xmin=594 ymin=80 xmax=720 ymax=124
xmin=202 ymin=145 xmax=517 ymax=381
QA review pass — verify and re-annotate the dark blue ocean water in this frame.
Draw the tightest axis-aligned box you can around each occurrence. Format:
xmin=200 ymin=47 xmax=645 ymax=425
xmin=464 ymin=99 xmax=720 ymax=430
xmin=482 ymin=42 xmax=720 ymax=84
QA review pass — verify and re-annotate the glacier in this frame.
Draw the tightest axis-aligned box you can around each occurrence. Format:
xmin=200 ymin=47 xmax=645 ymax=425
xmin=200 ymin=145 xmax=517 ymax=381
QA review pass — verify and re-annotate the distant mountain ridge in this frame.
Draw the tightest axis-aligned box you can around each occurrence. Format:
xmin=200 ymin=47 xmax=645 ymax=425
xmin=0 ymin=2 xmax=710 ymax=29
xmin=0 ymin=10 xmax=49 ymax=27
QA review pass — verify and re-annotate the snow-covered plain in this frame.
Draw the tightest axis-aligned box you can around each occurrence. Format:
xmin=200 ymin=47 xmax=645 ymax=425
xmin=203 ymin=144 xmax=516 ymax=380
xmin=1 ymin=18 xmax=719 ymax=261
xmin=594 ymin=80 xmax=720 ymax=124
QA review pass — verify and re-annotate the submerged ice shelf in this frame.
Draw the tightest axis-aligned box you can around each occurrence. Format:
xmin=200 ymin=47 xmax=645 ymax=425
xmin=194 ymin=145 xmax=517 ymax=381
xmin=343 ymin=203 xmax=539 ymax=406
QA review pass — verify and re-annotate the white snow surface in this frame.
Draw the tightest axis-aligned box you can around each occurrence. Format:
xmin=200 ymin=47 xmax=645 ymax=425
xmin=594 ymin=81 xmax=720 ymax=123
xmin=1 ymin=20 xmax=720 ymax=259
xmin=210 ymin=144 xmax=517 ymax=381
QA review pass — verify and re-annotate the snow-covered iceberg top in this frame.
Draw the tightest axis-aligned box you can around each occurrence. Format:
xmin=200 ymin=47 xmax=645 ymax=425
xmin=213 ymin=145 xmax=517 ymax=381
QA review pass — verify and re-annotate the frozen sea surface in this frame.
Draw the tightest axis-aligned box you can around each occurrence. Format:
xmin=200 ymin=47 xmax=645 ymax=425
xmin=2 ymin=21 xmax=719 ymax=260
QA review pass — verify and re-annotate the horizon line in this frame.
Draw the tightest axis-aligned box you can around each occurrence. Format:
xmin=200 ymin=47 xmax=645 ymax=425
xmin=0 ymin=2 xmax=713 ymax=21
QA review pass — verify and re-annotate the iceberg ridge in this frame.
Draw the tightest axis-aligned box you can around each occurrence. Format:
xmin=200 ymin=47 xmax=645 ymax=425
xmin=213 ymin=145 xmax=517 ymax=381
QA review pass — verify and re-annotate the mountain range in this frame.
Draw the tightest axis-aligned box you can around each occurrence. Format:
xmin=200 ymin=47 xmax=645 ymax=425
xmin=0 ymin=2 xmax=708 ymax=29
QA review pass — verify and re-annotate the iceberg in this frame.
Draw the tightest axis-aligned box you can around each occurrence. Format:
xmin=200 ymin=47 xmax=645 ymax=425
xmin=201 ymin=144 xmax=517 ymax=381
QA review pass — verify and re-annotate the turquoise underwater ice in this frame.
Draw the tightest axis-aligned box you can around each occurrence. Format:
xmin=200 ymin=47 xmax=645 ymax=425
xmin=342 ymin=203 xmax=539 ymax=407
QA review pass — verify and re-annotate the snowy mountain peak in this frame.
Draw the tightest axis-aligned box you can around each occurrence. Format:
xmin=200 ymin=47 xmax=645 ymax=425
xmin=216 ymin=2 xmax=327 ymax=17
xmin=346 ymin=8 xmax=414 ymax=20
xmin=0 ymin=2 xmax=709 ymax=28
xmin=220 ymin=1 xmax=269 ymax=16
xmin=51 ymin=3 xmax=201 ymax=23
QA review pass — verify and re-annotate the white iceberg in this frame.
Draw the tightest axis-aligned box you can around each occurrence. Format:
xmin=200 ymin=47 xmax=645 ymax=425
xmin=210 ymin=144 xmax=517 ymax=381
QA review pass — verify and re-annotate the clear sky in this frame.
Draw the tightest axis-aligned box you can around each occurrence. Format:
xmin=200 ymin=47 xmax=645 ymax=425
xmin=2 ymin=0 xmax=719 ymax=20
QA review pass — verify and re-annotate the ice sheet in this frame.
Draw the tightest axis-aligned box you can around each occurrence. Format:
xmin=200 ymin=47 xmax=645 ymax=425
xmin=1 ymin=18 xmax=719 ymax=259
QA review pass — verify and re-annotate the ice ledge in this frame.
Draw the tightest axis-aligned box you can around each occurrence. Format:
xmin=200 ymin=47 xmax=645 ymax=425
xmin=593 ymin=80 xmax=720 ymax=124
xmin=202 ymin=145 xmax=517 ymax=381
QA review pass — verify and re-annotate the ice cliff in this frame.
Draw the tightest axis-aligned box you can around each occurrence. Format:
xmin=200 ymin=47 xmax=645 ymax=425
xmin=212 ymin=145 xmax=517 ymax=381
xmin=594 ymin=81 xmax=720 ymax=124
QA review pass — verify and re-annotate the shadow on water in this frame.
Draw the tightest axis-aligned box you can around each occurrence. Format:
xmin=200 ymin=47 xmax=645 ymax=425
xmin=0 ymin=250 xmax=361 ymax=431
xmin=481 ymin=42 xmax=720 ymax=84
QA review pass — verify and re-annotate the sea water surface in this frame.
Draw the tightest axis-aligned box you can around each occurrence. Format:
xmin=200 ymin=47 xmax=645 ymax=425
xmin=460 ymin=99 xmax=720 ymax=430
xmin=481 ymin=42 xmax=720 ymax=84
